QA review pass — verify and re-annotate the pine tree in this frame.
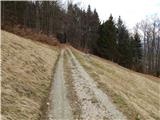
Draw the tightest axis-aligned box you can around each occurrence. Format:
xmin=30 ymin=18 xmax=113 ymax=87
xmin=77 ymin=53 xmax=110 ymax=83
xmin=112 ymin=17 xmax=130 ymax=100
xmin=117 ymin=16 xmax=131 ymax=67
xmin=91 ymin=9 xmax=100 ymax=53
xmin=97 ymin=14 xmax=117 ymax=61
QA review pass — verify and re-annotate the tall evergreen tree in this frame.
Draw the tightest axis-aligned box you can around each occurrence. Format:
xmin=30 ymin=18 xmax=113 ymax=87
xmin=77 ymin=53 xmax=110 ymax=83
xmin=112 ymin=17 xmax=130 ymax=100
xmin=117 ymin=16 xmax=132 ymax=67
xmin=91 ymin=9 xmax=100 ymax=53
xmin=97 ymin=14 xmax=117 ymax=61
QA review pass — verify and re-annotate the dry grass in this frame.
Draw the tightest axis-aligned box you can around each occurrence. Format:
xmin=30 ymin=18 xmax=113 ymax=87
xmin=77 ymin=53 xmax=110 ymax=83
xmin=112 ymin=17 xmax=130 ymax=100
xmin=2 ymin=25 xmax=59 ymax=46
xmin=71 ymin=47 xmax=160 ymax=120
xmin=1 ymin=30 xmax=59 ymax=120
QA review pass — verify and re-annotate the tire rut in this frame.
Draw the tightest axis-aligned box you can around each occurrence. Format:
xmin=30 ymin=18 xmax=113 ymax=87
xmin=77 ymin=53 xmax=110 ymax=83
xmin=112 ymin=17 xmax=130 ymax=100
xmin=46 ymin=48 xmax=127 ymax=120
xmin=47 ymin=49 xmax=73 ymax=120
xmin=66 ymin=48 xmax=127 ymax=120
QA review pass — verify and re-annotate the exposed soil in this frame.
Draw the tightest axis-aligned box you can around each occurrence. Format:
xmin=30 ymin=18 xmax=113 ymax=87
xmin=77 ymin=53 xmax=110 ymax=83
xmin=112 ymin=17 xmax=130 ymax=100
xmin=46 ymin=49 xmax=73 ymax=120
xmin=65 ymin=48 xmax=127 ymax=120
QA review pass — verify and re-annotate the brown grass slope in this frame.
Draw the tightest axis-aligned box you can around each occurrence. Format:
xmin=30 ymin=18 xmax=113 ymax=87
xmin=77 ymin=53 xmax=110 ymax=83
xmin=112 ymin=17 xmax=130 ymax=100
xmin=1 ymin=30 xmax=59 ymax=120
xmin=71 ymin=47 xmax=160 ymax=120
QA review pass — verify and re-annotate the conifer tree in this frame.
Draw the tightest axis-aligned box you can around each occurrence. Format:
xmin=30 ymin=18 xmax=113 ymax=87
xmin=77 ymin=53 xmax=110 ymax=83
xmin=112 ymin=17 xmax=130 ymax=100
xmin=117 ymin=16 xmax=131 ymax=67
xmin=97 ymin=14 xmax=117 ymax=61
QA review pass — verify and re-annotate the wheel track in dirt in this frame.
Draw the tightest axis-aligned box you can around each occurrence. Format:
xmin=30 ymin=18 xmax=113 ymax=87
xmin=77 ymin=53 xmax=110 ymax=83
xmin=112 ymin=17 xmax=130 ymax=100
xmin=47 ymin=49 xmax=73 ymax=120
xmin=46 ymin=48 xmax=127 ymax=120
xmin=66 ymin=48 xmax=127 ymax=120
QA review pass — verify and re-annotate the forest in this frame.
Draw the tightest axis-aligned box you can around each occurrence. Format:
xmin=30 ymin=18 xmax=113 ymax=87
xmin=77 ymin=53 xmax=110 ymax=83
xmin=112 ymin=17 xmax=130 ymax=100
xmin=1 ymin=1 xmax=160 ymax=76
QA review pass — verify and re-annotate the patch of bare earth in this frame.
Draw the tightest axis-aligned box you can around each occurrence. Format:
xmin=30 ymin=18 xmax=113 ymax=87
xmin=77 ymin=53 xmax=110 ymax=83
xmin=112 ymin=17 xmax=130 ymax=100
xmin=66 ymin=48 xmax=127 ymax=120
xmin=71 ymin=47 xmax=160 ymax=120
xmin=1 ymin=31 xmax=59 ymax=120
xmin=46 ymin=49 xmax=73 ymax=120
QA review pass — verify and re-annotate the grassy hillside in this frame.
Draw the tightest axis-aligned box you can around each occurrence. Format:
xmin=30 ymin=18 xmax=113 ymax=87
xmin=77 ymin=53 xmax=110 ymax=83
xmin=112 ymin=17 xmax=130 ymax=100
xmin=72 ymin=47 xmax=160 ymax=120
xmin=1 ymin=30 xmax=160 ymax=120
xmin=1 ymin=31 xmax=59 ymax=120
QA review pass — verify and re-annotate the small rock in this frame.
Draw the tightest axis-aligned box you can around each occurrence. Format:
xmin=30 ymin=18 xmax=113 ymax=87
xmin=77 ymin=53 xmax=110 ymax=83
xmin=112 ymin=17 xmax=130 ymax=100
xmin=47 ymin=102 xmax=50 ymax=105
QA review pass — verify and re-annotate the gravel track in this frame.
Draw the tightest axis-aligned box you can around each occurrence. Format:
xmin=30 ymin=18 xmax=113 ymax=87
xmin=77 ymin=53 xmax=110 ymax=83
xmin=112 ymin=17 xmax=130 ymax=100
xmin=66 ymin=48 xmax=127 ymax=120
xmin=47 ymin=49 xmax=73 ymax=120
xmin=47 ymin=48 xmax=126 ymax=120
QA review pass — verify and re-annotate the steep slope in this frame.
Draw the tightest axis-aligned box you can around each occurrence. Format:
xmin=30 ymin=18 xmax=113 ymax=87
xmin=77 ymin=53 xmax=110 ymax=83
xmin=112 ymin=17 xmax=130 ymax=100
xmin=1 ymin=31 xmax=59 ymax=120
xmin=71 ymin=47 xmax=160 ymax=120
xmin=2 ymin=30 xmax=160 ymax=120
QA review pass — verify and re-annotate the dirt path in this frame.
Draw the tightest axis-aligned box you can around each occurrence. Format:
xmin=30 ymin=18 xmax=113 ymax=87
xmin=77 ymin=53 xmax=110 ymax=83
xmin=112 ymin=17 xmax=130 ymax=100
xmin=66 ymin=48 xmax=127 ymax=120
xmin=47 ymin=49 xmax=73 ymax=120
xmin=46 ymin=48 xmax=126 ymax=120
